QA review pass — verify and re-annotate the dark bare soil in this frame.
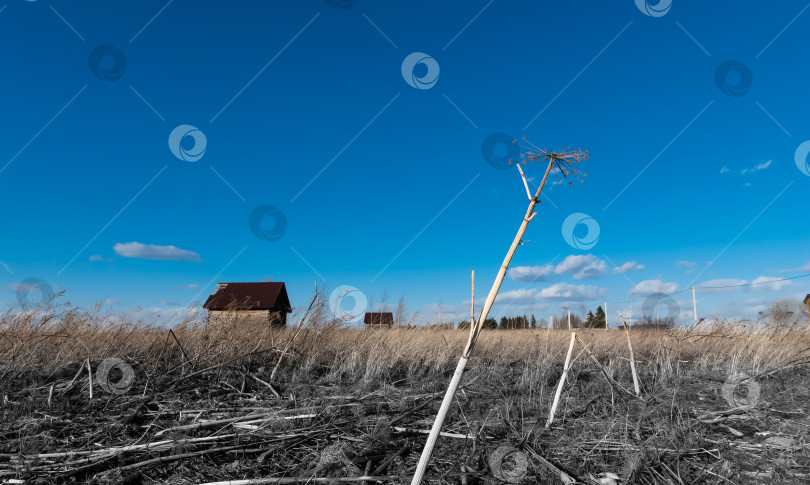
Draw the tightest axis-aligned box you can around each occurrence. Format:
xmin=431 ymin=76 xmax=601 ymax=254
xmin=1 ymin=358 xmax=808 ymax=485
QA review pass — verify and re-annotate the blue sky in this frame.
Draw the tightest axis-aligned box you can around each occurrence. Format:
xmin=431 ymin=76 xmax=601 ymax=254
xmin=1 ymin=0 xmax=809 ymax=327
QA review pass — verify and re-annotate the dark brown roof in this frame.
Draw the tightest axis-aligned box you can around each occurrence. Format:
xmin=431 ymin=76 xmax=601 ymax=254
xmin=203 ymin=282 xmax=291 ymax=312
xmin=364 ymin=312 xmax=394 ymax=326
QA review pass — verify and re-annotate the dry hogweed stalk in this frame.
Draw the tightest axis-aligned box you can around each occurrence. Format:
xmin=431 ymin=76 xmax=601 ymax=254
xmin=410 ymin=137 xmax=588 ymax=484
xmin=512 ymin=136 xmax=588 ymax=186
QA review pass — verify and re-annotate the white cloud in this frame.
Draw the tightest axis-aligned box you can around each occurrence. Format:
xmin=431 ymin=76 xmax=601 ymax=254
xmin=749 ymin=276 xmax=791 ymax=291
xmin=496 ymin=289 xmax=541 ymax=305
xmin=721 ymin=160 xmax=772 ymax=176
xmin=613 ymin=261 xmax=644 ymax=273
xmin=698 ymin=276 xmax=791 ymax=293
xmin=508 ymin=264 xmax=554 ymax=283
xmin=699 ymin=278 xmax=746 ymax=293
xmin=779 ymin=261 xmax=810 ymax=273
xmin=113 ymin=242 xmax=201 ymax=262
xmin=631 ymin=279 xmax=678 ymax=296
xmin=89 ymin=254 xmax=104 ymax=262
xmin=554 ymin=255 xmax=606 ymax=280
xmin=675 ymin=260 xmax=695 ymax=268
xmin=537 ymin=283 xmax=605 ymax=301
xmin=174 ymin=283 xmax=200 ymax=290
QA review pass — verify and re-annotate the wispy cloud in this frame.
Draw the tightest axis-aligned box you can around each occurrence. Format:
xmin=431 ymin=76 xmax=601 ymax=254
xmin=508 ymin=264 xmax=554 ymax=283
xmin=779 ymin=261 xmax=810 ymax=273
xmin=613 ymin=261 xmax=644 ymax=273
xmin=554 ymin=255 xmax=606 ymax=280
xmin=720 ymin=159 xmax=772 ymax=176
xmin=675 ymin=260 xmax=695 ymax=268
xmin=537 ymin=283 xmax=605 ymax=301
xmin=509 ymin=255 xmax=606 ymax=282
xmin=113 ymin=242 xmax=201 ymax=262
xmin=631 ymin=279 xmax=679 ymax=295
xmin=174 ymin=283 xmax=200 ymax=290
xmin=700 ymin=276 xmax=792 ymax=293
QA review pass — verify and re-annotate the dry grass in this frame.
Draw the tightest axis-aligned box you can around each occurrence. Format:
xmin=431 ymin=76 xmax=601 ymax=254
xmin=1 ymin=301 xmax=809 ymax=484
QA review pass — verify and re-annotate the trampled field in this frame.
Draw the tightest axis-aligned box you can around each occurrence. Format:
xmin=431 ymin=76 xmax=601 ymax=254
xmin=1 ymin=307 xmax=809 ymax=484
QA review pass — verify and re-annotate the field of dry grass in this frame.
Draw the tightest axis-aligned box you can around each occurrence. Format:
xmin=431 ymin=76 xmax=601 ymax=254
xmin=1 ymin=303 xmax=809 ymax=484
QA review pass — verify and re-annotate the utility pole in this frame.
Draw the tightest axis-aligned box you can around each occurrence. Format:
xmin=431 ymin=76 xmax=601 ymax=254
xmin=604 ymin=300 xmax=608 ymax=329
xmin=561 ymin=307 xmax=571 ymax=330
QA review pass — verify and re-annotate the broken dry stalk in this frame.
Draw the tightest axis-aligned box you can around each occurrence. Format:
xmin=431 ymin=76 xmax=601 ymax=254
xmin=546 ymin=332 xmax=576 ymax=429
xmin=619 ymin=311 xmax=641 ymax=396
xmin=410 ymin=145 xmax=587 ymax=484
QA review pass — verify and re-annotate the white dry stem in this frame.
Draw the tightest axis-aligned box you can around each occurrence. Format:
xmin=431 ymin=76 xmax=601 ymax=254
xmin=619 ymin=311 xmax=641 ymax=397
xmin=546 ymin=332 xmax=576 ymax=429
xmin=410 ymin=158 xmax=557 ymax=484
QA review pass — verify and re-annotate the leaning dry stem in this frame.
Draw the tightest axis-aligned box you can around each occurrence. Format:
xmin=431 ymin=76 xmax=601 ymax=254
xmin=546 ymin=332 xmax=576 ymax=429
xmin=619 ymin=311 xmax=641 ymax=396
xmin=410 ymin=157 xmax=558 ymax=484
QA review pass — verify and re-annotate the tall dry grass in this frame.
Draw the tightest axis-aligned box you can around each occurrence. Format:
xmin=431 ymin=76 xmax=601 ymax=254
xmin=1 ymin=297 xmax=809 ymax=395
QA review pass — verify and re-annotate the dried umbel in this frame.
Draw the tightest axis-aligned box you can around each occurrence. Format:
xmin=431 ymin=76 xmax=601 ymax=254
xmin=511 ymin=136 xmax=588 ymax=186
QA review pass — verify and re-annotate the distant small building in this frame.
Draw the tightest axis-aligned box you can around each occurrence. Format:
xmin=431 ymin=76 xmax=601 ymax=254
xmin=203 ymin=282 xmax=291 ymax=327
xmin=364 ymin=312 xmax=394 ymax=329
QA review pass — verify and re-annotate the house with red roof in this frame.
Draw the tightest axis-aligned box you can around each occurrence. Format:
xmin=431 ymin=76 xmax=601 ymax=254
xmin=203 ymin=282 xmax=292 ymax=327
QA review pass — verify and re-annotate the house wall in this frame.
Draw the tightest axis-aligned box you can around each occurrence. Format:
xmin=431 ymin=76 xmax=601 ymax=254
xmin=208 ymin=310 xmax=286 ymax=328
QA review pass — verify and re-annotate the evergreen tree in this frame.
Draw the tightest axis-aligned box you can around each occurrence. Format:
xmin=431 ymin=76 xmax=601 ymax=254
xmin=482 ymin=317 xmax=498 ymax=329
xmin=530 ymin=315 xmax=537 ymax=328
xmin=593 ymin=306 xmax=607 ymax=328
xmin=585 ymin=310 xmax=595 ymax=328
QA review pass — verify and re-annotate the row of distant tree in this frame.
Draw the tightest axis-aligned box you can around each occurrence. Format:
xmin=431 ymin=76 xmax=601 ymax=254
xmin=455 ymin=306 xmax=618 ymax=330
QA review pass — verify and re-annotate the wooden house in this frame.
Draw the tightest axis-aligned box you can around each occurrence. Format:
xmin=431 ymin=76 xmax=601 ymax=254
xmin=364 ymin=312 xmax=394 ymax=329
xmin=203 ymin=282 xmax=291 ymax=327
